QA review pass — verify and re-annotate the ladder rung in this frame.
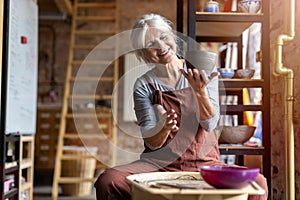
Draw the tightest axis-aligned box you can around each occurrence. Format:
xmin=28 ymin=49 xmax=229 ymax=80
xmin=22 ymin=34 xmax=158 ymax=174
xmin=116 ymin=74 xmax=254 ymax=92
xmin=64 ymin=134 xmax=109 ymax=139
xmin=61 ymin=154 xmax=95 ymax=160
xmin=72 ymin=45 xmax=114 ymax=50
xmin=76 ymin=16 xmax=115 ymax=21
xmin=75 ymin=30 xmax=115 ymax=35
xmin=58 ymin=177 xmax=96 ymax=183
xmin=69 ymin=95 xmax=112 ymax=100
xmin=69 ymin=94 xmax=101 ymax=99
xmin=66 ymin=113 xmax=111 ymax=118
xmin=77 ymin=2 xmax=116 ymax=8
xmin=69 ymin=77 xmax=114 ymax=82
xmin=72 ymin=60 xmax=111 ymax=65
xmin=73 ymin=45 xmax=96 ymax=50
xmin=66 ymin=113 xmax=96 ymax=118
xmin=70 ymin=77 xmax=99 ymax=82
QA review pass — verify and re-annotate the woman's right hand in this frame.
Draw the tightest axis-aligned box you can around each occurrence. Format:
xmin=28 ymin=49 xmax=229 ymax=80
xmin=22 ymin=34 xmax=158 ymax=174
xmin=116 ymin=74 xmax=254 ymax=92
xmin=144 ymin=106 xmax=179 ymax=148
xmin=163 ymin=109 xmax=179 ymax=132
xmin=154 ymin=105 xmax=179 ymax=132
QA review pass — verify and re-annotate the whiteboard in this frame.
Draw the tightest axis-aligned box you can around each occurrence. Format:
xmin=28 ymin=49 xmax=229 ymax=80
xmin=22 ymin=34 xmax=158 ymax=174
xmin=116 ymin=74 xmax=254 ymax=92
xmin=5 ymin=0 xmax=38 ymax=134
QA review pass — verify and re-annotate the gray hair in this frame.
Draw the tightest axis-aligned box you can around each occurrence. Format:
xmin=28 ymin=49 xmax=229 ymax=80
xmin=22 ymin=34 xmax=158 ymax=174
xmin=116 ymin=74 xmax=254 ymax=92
xmin=130 ymin=14 xmax=179 ymax=62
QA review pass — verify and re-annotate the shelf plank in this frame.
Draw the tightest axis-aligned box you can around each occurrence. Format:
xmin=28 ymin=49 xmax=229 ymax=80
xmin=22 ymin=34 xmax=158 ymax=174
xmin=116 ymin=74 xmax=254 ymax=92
xmin=5 ymin=134 xmax=21 ymax=142
xmin=20 ymin=182 xmax=31 ymax=192
xmin=219 ymin=146 xmax=265 ymax=155
xmin=20 ymin=135 xmax=34 ymax=142
xmin=20 ymin=159 xmax=33 ymax=169
xmin=221 ymin=105 xmax=264 ymax=112
xmin=197 ymin=22 xmax=252 ymax=37
xmin=195 ymin=12 xmax=263 ymax=37
xmin=4 ymin=188 xmax=18 ymax=199
xmin=4 ymin=165 xmax=19 ymax=174
xmin=219 ymin=79 xmax=264 ymax=88
xmin=195 ymin=12 xmax=263 ymax=22
xmin=5 ymin=161 xmax=18 ymax=169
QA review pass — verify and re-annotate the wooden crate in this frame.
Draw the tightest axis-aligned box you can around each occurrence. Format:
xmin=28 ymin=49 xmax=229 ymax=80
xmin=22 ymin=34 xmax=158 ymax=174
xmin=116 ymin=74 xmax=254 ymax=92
xmin=35 ymin=106 xmax=112 ymax=170
xmin=61 ymin=146 xmax=97 ymax=196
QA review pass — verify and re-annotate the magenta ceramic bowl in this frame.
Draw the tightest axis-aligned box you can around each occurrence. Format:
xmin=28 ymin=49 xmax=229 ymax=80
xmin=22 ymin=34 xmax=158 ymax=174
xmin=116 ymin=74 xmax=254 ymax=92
xmin=199 ymin=166 xmax=259 ymax=189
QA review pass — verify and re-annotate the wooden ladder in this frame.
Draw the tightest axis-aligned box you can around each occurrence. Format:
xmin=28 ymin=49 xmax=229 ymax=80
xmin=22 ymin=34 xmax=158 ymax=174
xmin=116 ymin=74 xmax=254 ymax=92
xmin=52 ymin=0 xmax=119 ymax=199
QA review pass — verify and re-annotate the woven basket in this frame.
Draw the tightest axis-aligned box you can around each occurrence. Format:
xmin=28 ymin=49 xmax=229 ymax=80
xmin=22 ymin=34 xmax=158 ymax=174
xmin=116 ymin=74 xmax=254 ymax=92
xmin=61 ymin=146 xmax=97 ymax=196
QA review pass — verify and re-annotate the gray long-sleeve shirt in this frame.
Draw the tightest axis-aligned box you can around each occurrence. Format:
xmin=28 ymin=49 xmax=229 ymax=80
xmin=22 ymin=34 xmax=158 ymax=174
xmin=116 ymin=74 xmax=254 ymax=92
xmin=133 ymin=65 xmax=219 ymax=149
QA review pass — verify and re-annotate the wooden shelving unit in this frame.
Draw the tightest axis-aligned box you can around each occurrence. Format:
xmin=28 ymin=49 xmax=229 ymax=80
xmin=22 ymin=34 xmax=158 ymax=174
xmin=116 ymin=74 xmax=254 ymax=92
xmin=0 ymin=135 xmax=34 ymax=200
xmin=194 ymin=12 xmax=262 ymax=37
xmin=177 ymin=0 xmax=271 ymax=196
xmin=1 ymin=135 xmax=20 ymax=200
xmin=19 ymin=135 xmax=35 ymax=200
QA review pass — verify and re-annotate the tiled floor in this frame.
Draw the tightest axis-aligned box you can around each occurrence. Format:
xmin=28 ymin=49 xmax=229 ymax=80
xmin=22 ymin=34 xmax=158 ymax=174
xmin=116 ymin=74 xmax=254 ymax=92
xmin=33 ymin=186 xmax=96 ymax=200
xmin=33 ymin=169 xmax=98 ymax=200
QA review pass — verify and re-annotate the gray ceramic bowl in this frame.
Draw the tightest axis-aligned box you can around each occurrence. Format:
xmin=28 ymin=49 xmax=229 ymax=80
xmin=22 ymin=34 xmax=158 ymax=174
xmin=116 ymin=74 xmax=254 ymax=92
xmin=185 ymin=50 xmax=218 ymax=76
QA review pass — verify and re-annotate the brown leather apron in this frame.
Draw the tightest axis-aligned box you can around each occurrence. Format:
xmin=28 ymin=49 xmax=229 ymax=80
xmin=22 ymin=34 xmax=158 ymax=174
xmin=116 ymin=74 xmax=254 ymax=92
xmin=140 ymin=78 xmax=221 ymax=171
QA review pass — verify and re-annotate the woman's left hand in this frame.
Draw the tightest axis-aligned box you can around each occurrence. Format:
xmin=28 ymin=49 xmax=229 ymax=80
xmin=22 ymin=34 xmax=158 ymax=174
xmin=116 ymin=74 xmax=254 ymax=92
xmin=181 ymin=68 xmax=218 ymax=95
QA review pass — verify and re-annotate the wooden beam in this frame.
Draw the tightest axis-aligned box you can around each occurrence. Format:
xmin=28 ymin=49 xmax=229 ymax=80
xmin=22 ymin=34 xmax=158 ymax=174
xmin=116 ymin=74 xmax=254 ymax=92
xmin=54 ymin=0 xmax=73 ymax=15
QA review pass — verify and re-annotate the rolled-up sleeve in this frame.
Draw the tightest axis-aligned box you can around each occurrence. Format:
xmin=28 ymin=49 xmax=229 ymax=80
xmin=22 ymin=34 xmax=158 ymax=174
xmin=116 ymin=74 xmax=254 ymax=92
xmin=133 ymin=78 xmax=157 ymax=134
xmin=198 ymin=75 xmax=220 ymax=132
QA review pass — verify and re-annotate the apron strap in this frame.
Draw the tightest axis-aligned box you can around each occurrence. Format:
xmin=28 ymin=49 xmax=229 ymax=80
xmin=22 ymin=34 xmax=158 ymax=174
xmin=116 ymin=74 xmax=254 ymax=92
xmin=143 ymin=75 xmax=164 ymax=105
xmin=144 ymin=75 xmax=157 ymax=91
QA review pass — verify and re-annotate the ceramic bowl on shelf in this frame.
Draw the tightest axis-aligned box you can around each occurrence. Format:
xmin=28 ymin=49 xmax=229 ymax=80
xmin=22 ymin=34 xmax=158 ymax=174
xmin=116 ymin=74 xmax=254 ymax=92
xmin=217 ymin=68 xmax=235 ymax=78
xmin=238 ymin=0 xmax=261 ymax=13
xmin=236 ymin=69 xmax=255 ymax=79
xmin=199 ymin=166 xmax=260 ymax=189
xmin=218 ymin=125 xmax=256 ymax=144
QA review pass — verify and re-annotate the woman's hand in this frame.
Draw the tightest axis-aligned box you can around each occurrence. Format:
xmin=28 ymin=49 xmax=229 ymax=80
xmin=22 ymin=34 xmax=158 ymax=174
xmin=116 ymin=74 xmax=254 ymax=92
xmin=180 ymin=68 xmax=218 ymax=121
xmin=143 ymin=106 xmax=179 ymax=148
xmin=163 ymin=109 xmax=179 ymax=132
xmin=154 ymin=105 xmax=179 ymax=132
xmin=181 ymin=68 xmax=218 ymax=96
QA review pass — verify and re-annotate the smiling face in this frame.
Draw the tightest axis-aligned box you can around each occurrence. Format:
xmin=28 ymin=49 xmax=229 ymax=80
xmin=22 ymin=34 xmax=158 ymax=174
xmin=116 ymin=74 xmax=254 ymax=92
xmin=142 ymin=27 xmax=177 ymax=64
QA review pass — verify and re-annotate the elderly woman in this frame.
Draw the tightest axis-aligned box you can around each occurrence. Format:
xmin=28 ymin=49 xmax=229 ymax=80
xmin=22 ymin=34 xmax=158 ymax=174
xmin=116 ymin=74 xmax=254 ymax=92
xmin=94 ymin=13 xmax=268 ymax=200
